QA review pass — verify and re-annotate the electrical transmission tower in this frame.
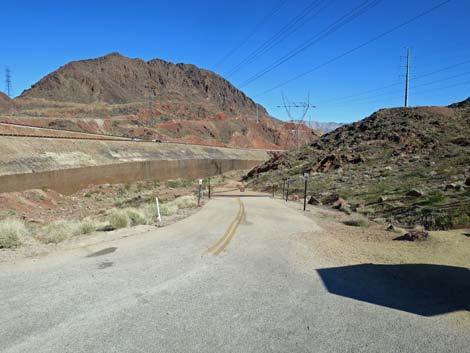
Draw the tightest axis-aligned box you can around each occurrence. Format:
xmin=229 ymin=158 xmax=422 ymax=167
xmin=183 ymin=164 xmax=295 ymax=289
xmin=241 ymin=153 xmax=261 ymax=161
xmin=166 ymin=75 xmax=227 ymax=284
xmin=401 ymin=48 xmax=414 ymax=107
xmin=4 ymin=67 xmax=12 ymax=98
xmin=277 ymin=92 xmax=314 ymax=149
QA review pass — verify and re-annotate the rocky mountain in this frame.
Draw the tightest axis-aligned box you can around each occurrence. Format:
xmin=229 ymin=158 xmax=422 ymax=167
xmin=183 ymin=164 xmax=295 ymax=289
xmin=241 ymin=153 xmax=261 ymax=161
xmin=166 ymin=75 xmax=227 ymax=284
xmin=245 ymin=101 xmax=470 ymax=229
xmin=8 ymin=53 xmax=319 ymax=149
xmin=20 ymin=52 xmax=264 ymax=114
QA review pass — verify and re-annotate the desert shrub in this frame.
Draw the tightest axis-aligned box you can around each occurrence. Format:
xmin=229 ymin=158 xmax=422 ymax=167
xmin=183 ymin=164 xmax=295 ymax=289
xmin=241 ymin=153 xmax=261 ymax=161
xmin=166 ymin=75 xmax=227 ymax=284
xmin=79 ymin=218 xmax=98 ymax=234
xmin=108 ymin=209 xmax=130 ymax=229
xmin=125 ymin=208 xmax=147 ymax=226
xmin=172 ymin=195 xmax=197 ymax=209
xmin=356 ymin=207 xmax=375 ymax=215
xmin=0 ymin=218 xmax=27 ymax=248
xmin=423 ymin=190 xmax=446 ymax=205
xmin=166 ymin=179 xmax=194 ymax=188
xmin=160 ymin=203 xmax=178 ymax=216
xmin=343 ymin=214 xmax=369 ymax=227
xmin=41 ymin=220 xmax=81 ymax=244
xmin=140 ymin=203 xmax=157 ymax=222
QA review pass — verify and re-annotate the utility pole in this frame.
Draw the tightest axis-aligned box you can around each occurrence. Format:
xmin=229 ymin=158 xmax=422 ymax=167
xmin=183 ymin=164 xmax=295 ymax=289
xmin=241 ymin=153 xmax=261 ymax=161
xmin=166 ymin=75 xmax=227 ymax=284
xmin=401 ymin=48 xmax=414 ymax=108
xmin=256 ymin=104 xmax=259 ymax=124
xmin=4 ymin=67 xmax=12 ymax=98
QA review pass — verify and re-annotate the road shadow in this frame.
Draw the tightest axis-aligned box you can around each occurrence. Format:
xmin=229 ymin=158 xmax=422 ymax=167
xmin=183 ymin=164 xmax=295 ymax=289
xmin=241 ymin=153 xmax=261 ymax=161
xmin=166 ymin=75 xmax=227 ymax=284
xmin=317 ymin=263 xmax=470 ymax=316
xmin=87 ymin=247 xmax=117 ymax=258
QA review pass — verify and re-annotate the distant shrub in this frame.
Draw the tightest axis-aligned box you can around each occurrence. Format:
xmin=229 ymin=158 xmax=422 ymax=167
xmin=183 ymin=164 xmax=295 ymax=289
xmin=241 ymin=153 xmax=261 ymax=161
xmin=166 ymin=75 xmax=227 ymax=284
xmin=0 ymin=218 xmax=27 ymax=248
xmin=166 ymin=179 xmax=194 ymax=189
xmin=108 ymin=209 xmax=130 ymax=229
xmin=344 ymin=214 xmax=369 ymax=227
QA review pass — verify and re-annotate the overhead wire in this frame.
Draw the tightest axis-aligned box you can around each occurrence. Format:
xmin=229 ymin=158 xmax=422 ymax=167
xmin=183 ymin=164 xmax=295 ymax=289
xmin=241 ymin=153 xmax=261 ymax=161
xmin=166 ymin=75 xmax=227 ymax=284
xmin=253 ymin=0 xmax=452 ymax=97
xmin=212 ymin=0 xmax=287 ymax=69
xmin=226 ymin=0 xmax=331 ymax=77
xmin=239 ymin=0 xmax=382 ymax=87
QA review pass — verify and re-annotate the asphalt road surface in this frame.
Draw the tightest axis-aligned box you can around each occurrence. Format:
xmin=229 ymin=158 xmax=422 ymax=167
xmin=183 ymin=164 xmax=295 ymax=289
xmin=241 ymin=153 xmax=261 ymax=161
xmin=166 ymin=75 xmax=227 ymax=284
xmin=1 ymin=195 xmax=469 ymax=352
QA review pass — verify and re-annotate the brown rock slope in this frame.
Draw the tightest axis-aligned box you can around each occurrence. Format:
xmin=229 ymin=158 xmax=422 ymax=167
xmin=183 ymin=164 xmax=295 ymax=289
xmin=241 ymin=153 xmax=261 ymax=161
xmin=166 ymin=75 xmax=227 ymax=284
xmin=0 ymin=92 xmax=13 ymax=110
xmin=8 ymin=53 xmax=320 ymax=149
xmin=245 ymin=100 xmax=470 ymax=229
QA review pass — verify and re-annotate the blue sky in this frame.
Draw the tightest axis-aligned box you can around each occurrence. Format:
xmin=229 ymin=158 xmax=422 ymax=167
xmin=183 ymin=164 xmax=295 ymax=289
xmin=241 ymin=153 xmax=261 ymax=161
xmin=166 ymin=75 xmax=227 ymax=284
xmin=2 ymin=0 xmax=469 ymax=123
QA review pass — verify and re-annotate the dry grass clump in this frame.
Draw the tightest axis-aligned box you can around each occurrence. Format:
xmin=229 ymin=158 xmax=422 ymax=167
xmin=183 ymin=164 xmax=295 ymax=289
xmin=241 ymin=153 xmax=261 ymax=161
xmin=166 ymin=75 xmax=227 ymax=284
xmin=172 ymin=195 xmax=197 ymax=209
xmin=125 ymin=208 xmax=147 ymax=226
xmin=343 ymin=214 xmax=369 ymax=227
xmin=160 ymin=203 xmax=178 ymax=216
xmin=79 ymin=218 xmax=99 ymax=234
xmin=40 ymin=220 xmax=81 ymax=244
xmin=107 ymin=209 xmax=130 ymax=229
xmin=158 ymin=195 xmax=198 ymax=217
xmin=140 ymin=203 xmax=158 ymax=223
xmin=0 ymin=218 xmax=27 ymax=248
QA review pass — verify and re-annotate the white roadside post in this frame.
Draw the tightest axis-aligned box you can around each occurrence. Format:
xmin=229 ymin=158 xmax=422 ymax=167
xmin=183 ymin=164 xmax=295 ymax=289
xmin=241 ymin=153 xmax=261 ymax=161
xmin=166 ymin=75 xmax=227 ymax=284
xmin=155 ymin=197 xmax=162 ymax=224
xmin=198 ymin=179 xmax=203 ymax=207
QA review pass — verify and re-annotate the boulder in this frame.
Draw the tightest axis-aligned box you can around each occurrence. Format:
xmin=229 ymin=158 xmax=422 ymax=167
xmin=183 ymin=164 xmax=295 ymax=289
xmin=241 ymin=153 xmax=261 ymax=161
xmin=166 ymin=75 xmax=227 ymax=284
xmin=378 ymin=196 xmax=388 ymax=203
xmin=322 ymin=193 xmax=340 ymax=205
xmin=332 ymin=197 xmax=348 ymax=210
xmin=401 ymin=230 xmax=429 ymax=241
xmin=308 ymin=196 xmax=321 ymax=205
xmin=406 ymin=189 xmax=424 ymax=197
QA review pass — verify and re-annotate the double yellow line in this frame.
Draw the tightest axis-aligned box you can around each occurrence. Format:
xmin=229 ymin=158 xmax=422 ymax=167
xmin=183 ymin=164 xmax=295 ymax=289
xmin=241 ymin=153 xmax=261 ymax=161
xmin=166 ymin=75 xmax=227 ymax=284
xmin=204 ymin=198 xmax=245 ymax=256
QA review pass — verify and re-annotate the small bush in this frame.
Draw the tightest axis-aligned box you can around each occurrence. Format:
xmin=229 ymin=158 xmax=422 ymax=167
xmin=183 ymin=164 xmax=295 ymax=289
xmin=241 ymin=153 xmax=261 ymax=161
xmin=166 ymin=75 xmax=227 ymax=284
xmin=172 ymin=195 xmax=197 ymax=209
xmin=160 ymin=203 xmax=178 ymax=216
xmin=140 ymin=203 xmax=157 ymax=223
xmin=108 ymin=209 xmax=130 ymax=229
xmin=0 ymin=218 xmax=27 ymax=248
xmin=41 ymin=220 xmax=81 ymax=244
xmin=344 ymin=214 xmax=369 ymax=227
xmin=125 ymin=208 xmax=147 ymax=226
xmin=79 ymin=218 xmax=98 ymax=234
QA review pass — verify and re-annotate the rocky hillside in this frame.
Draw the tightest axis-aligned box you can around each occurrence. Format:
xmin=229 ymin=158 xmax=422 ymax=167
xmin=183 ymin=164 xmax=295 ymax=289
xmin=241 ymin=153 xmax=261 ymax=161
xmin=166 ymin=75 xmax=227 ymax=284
xmin=448 ymin=97 xmax=470 ymax=109
xmin=6 ymin=53 xmax=319 ymax=149
xmin=245 ymin=100 xmax=470 ymax=229
xmin=20 ymin=53 xmax=262 ymax=113
xmin=0 ymin=92 xmax=9 ymax=102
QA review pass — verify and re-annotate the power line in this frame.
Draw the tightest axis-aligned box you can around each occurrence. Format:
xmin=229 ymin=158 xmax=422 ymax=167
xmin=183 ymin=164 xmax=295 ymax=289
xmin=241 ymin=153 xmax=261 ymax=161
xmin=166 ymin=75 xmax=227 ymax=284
xmin=254 ymin=0 xmax=452 ymax=97
xmin=315 ymin=58 xmax=470 ymax=106
xmin=4 ymin=67 xmax=12 ymax=98
xmin=226 ymin=0 xmax=331 ymax=77
xmin=212 ymin=0 xmax=287 ymax=69
xmin=324 ymin=77 xmax=470 ymax=110
xmin=239 ymin=0 xmax=382 ymax=88
xmin=320 ymin=70 xmax=470 ymax=107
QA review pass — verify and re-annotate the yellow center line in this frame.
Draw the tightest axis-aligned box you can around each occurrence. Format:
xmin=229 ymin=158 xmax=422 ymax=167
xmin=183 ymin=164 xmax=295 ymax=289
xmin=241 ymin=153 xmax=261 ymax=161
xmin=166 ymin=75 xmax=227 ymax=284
xmin=213 ymin=200 xmax=245 ymax=256
xmin=203 ymin=198 xmax=244 ymax=256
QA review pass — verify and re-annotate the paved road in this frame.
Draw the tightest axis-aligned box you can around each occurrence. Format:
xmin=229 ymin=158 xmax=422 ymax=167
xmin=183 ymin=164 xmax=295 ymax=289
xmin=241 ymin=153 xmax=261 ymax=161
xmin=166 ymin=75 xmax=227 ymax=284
xmin=1 ymin=196 xmax=469 ymax=353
